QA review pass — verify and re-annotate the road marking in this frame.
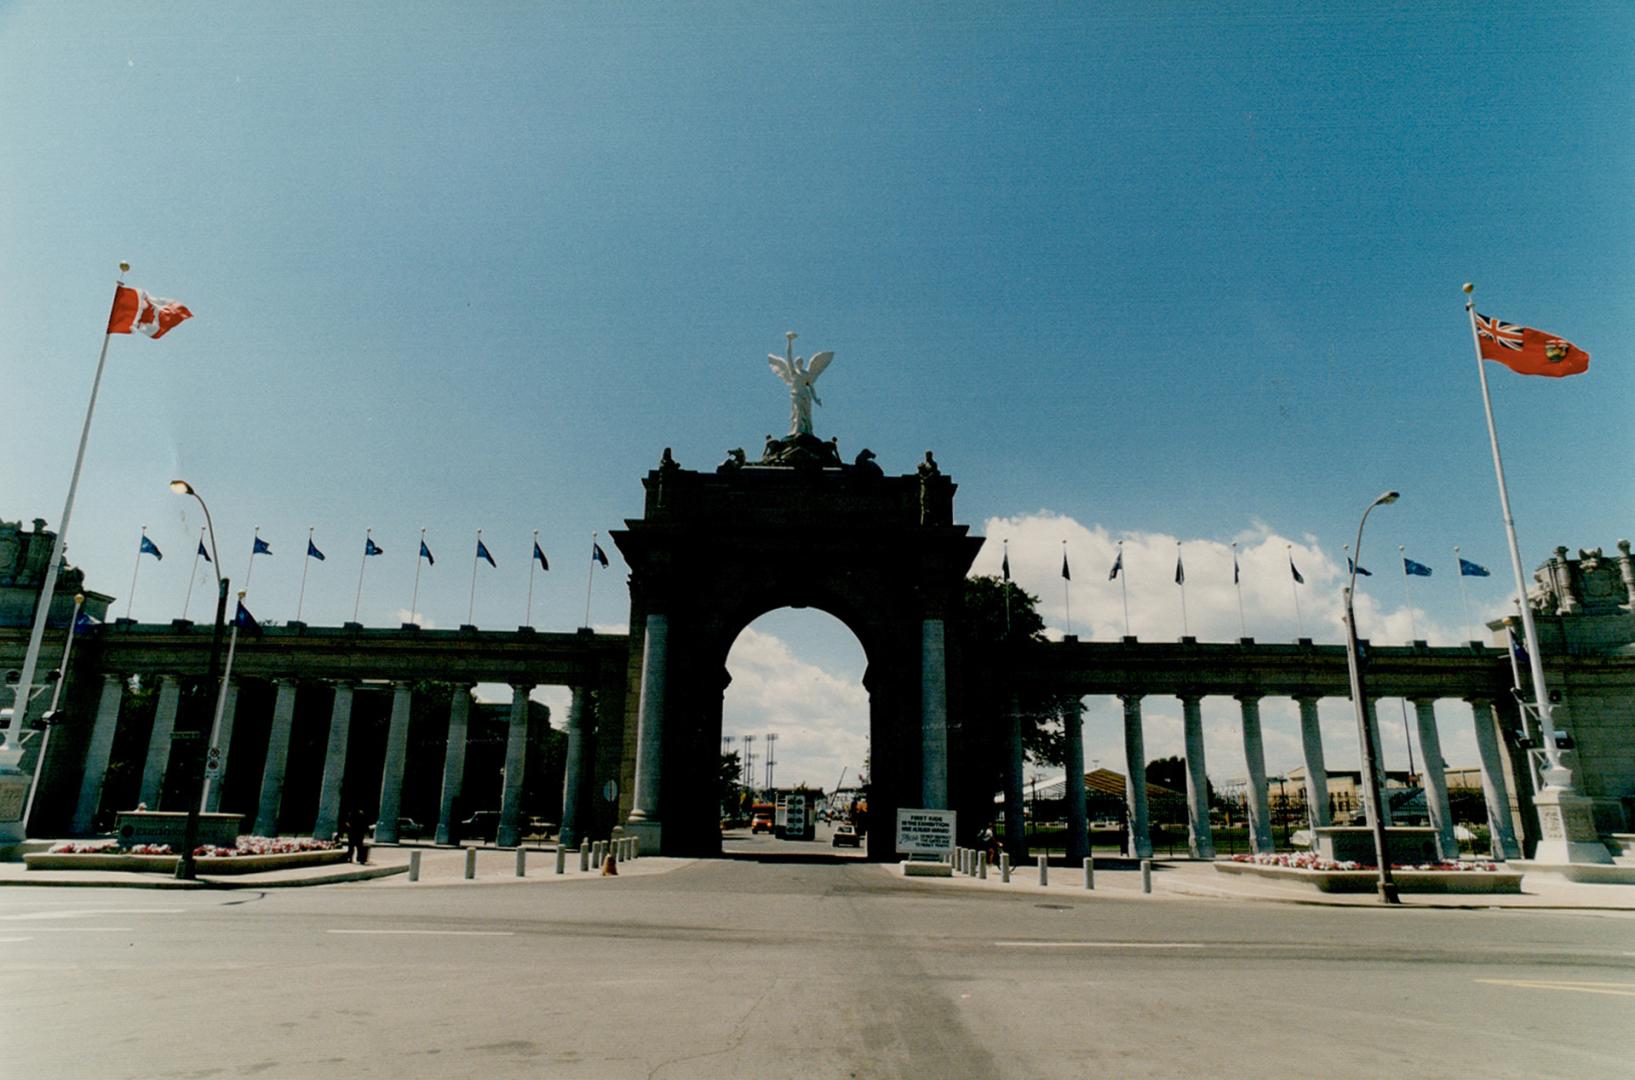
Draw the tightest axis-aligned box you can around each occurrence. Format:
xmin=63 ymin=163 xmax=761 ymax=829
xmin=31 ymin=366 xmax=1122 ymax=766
xmin=0 ymin=936 xmax=33 ymax=943
xmin=995 ymin=941 xmax=1206 ymax=949
xmin=1476 ymin=979 xmax=1635 ymax=998
xmin=326 ymin=929 xmax=515 ymax=937
xmin=0 ymin=908 xmax=183 ymax=921
xmin=17 ymin=927 xmax=134 ymax=932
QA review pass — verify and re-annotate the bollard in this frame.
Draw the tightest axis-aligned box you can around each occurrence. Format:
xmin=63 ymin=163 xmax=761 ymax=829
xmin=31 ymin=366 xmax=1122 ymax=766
xmin=1141 ymin=858 xmax=1152 ymax=894
xmin=956 ymin=848 xmax=965 ymax=874
xmin=1000 ymin=853 xmax=1011 ymax=883
xmin=408 ymin=850 xmax=422 ymax=882
xmin=555 ymin=845 xmax=566 ymax=875
xmin=1038 ymin=854 xmax=1048 ymax=886
xmin=1084 ymin=856 xmax=1094 ymax=890
xmin=593 ymin=840 xmax=605 ymax=867
xmin=580 ymin=839 xmax=591 ymax=872
xmin=978 ymin=851 xmax=988 ymax=879
xmin=515 ymin=848 xmax=527 ymax=877
xmin=464 ymin=846 xmax=477 ymax=880
xmin=615 ymin=838 xmax=625 ymax=863
xmin=630 ymin=835 xmax=639 ymax=860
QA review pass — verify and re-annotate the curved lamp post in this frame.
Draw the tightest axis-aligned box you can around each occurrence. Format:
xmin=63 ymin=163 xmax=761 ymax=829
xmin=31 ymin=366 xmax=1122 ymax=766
xmin=169 ymin=480 xmax=229 ymax=880
xmin=1343 ymin=489 xmax=1400 ymax=904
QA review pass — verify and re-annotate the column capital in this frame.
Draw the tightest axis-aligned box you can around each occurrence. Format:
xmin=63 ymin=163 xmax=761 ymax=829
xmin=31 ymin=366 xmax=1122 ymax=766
xmin=1118 ymin=692 xmax=1144 ymax=706
xmin=1292 ymin=691 xmax=1322 ymax=706
xmin=1233 ymin=692 xmax=1262 ymax=706
xmin=1177 ymin=691 xmax=1204 ymax=706
xmin=1465 ymin=694 xmax=1495 ymax=708
xmin=1409 ymin=694 xmax=1439 ymax=708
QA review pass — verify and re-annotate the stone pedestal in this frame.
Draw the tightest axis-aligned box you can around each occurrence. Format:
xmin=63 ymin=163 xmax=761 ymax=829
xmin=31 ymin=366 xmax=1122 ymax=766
xmin=624 ymin=820 xmax=661 ymax=856
xmin=1530 ymin=787 xmax=1613 ymax=865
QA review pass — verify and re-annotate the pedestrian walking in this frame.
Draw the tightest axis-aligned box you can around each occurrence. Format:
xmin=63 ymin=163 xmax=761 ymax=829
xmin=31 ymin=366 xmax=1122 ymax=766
xmin=345 ymin=807 xmax=369 ymax=864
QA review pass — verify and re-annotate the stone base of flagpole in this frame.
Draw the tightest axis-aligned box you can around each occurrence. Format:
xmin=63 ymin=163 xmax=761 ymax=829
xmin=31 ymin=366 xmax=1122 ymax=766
xmin=0 ymin=761 xmax=30 ymax=845
xmin=1529 ymin=788 xmax=1612 ymax=865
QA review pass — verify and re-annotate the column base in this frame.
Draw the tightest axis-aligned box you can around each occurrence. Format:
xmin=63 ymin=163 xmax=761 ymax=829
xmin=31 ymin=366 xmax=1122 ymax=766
xmin=1531 ymin=789 xmax=1612 ymax=865
xmin=624 ymin=820 xmax=662 ymax=856
xmin=0 ymin=762 xmax=30 ymax=844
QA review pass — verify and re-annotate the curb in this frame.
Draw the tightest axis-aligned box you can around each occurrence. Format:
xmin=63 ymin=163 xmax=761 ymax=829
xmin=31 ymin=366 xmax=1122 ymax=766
xmin=0 ymin=862 xmax=410 ymax=890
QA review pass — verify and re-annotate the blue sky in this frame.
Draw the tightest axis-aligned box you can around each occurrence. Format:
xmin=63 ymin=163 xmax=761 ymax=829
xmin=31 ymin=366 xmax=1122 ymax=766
xmin=4 ymin=4 xmax=1631 ymax=789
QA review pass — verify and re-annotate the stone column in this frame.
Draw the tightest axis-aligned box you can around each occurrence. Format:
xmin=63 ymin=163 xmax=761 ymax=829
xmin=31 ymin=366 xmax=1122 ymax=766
xmin=71 ymin=674 xmax=125 ymax=835
xmin=1411 ymin=698 xmax=1456 ymax=860
xmin=137 ymin=675 xmax=181 ymax=808
xmin=628 ymin=613 xmax=668 ymax=844
xmin=1237 ymin=695 xmax=1274 ymax=855
xmin=1359 ymin=698 xmax=1390 ymax=826
xmin=1120 ymin=695 xmax=1152 ymax=858
xmin=1003 ymin=692 xmax=1027 ymax=859
xmin=313 ymin=681 xmax=354 ymax=841
xmin=253 ymin=678 xmax=299 ymax=837
xmin=920 ymin=617 xmax=948 ymax=810
xmin=435 ymin=685 xmax=473 ymax=845
xmin=1180 ymin=694 xmax=1214 ymax=859
xmin=1294 ymin=696 xmax=1331 ymax=828
xmin=559 ymin=685 xmax=591 ymax=849
xmin=1468 ymin=697 xmax=1521 ymax=860
xmin=496 ymin=683 xmax=532 ymax=847
xmin=202 ymin=679 xmax=241 ymax=814
xmin=1062 ymin=697 xmax=1088 ymax=862
xmin=374 ymin=682 xmax=413 ymax=843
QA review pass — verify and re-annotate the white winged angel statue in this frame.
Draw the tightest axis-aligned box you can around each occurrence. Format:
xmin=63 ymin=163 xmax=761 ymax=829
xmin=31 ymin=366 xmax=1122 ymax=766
xmin=767 ymin=331 xmax=834 ymax=437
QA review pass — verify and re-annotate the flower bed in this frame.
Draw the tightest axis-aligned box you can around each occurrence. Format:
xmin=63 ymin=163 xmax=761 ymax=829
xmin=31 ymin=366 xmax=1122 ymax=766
xmin=28 ymin=836 xmax=348 ymax=876
xmin=1217 ymin=854 xmax=1522 ymax=894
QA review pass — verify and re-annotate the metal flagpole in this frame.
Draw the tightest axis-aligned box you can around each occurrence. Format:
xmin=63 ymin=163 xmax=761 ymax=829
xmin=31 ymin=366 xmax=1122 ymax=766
xmin=582 ymin=532 xmax=599 ymax=629
xmin=1232 ymin=542 xmax=1246 ymax=637
xmin=1117 ymin=541 xmax=1130 ymax=637
xmin=4 ymin=267 xmax=126 ymax=763
xmin=1287 ymin=545 xmax=1305 ymax=637
xmin=1462 ymin=283 xmax=1571 ymax=788
xmin=126 ymin=526 xmax=149 ymax=620
xmin=1398 ymin=546 xmax=1418 ymax=642
xmin=200 ymin=593 xmax=244 ymax=812
xmin=467 ymin=530 xmax=482 ymax=626
xmin=22 ymin=594 xmax=84 ymax=833
xmin=410 ymin=528 xmax=427 ymax=626
xmin=296 ymin=528 xmax=315 ymax=623
xmin=244 ymin=528 xmax=261 ymax=593
xmin=1453 ymin=545 xmax=1475 ymax=642
xmin=352 ymin=529 xmax=372 ymax=623
xmin=182 ymin=528 xmax=204 ymax=621
xmin=526 ymin=529 xmax=539 ymax=627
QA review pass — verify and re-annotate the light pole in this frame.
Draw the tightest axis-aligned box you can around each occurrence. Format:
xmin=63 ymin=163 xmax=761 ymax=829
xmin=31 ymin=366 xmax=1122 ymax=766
xmin=169 ymin=480 xmax=229 ymax=881
xmin=1343 ymin=489 xmax=1400 ymax=904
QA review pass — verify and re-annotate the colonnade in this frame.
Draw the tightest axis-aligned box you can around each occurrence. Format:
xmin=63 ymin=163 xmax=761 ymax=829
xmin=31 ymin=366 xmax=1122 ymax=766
xmin=67 ymin=673 xmax=600 ymax=848
xmin=1015 ymin=691 xmax=1522 ymax=863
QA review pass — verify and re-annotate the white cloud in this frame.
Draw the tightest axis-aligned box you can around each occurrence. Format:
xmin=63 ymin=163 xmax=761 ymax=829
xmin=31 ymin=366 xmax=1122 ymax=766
xmin=722 ymin=626 xmax=869 ymax=791
xmin=394 ymin=608 xmax=436 ymax=629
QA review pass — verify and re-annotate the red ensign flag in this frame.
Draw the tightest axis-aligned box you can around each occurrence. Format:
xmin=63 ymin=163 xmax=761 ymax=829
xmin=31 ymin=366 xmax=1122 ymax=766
xmin=108 ymin=285 xmax=193 ymax=339
xmin=1474 ymin=313 xmax=1589 ymax=377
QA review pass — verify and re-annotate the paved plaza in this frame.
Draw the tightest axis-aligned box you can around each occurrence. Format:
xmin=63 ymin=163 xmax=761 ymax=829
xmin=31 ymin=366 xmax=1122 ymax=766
xmin=5 ymin=829 xmax=1634 ymax=1079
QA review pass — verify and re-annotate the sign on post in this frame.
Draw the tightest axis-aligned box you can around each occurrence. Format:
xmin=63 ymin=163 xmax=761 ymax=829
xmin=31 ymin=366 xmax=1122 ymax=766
xmin=895 ymin=808 xmax=955 ymax=858
xmin=204 ymin=745 xmax=223 ymax=779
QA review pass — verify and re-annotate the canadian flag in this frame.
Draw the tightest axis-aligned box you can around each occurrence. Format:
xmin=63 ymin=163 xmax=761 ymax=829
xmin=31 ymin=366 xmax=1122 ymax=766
xmin=107 ymin=284 xmax=193 ymax=339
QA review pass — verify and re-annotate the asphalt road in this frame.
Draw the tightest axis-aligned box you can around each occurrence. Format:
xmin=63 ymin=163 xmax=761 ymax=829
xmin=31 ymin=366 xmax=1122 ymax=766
xmin=6 ymin=839 xmax=1633 ymax=1079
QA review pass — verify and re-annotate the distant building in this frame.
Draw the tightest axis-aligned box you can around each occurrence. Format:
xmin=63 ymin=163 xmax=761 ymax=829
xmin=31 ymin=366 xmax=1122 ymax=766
xmin=0 ymin=518 xmax=114 ymax=629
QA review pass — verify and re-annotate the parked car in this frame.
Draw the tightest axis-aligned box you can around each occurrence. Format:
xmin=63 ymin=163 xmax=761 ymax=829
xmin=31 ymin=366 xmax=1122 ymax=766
xmin=832 ymin=823 xmax=862 ymax=848
xmin=459 ymin=810 xmax=504 ymax=842
xmin=369 ymin=817 xmax=424 ymax=840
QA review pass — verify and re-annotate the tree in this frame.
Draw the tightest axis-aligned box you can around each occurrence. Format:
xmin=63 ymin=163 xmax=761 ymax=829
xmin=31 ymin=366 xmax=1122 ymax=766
xmin=718 ymin=750 xmax=743 ymax=817
xmin=1147 ymin=755 xmax=1211 ymax=805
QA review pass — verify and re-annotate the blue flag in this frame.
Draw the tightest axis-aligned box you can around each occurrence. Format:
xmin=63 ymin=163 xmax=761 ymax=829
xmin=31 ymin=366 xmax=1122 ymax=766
xmin=74 ymin=610 xmax=99 ymax=634
xmin=1402 ymin=557 xmax=1432 ymax=577
xmin=234 ymin=599 xmax=262 ymax=637
xmin=419 ymin=539 xmax=435 ymax=565
xmin=365 ymin=536 xmax=383 ymax=556
xmin=1509 ymin=626 xmax=1529 ymax=669
xmin=139 ymin=535 xmax=163 ymax=560
xmin=533 ymin=541 xmax=549 ymax=571
xmin=1061 ymin=551 xmax=1071 ymax=581
xmin=1459 ymin=557 xmax=1490 ymax=577
xmin=196 ymin=539 xmax=212 ymax=563
xmin=1001 ymin=551 xmax=1010 ymax=582
xmin=477 ymin=539 xmax=496 ymax=567
xmin=1233 ymin=550 xmax=1240 ymax=585
xmin=307 ymin=539 xmax=326 ymax=561
xmin=1348 ymin=557 xmax=1371 ymax=577
xmin=252 ymin=536 xmax=272 ymax=556
xmin=1174 ymin=552 xmax=1185 ymax=585
xmin=1108 ymin=550 xmax=1122 ymax=581
xmin=592 ymin=541 xmax=609 ymax=568
xmin=1289 ymin=556 xmax=1305 ymax=585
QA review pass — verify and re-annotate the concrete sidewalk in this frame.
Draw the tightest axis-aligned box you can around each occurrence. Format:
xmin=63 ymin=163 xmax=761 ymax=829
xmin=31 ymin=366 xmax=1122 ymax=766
xmin=898 ymin=855 xmax=1635 ymax=912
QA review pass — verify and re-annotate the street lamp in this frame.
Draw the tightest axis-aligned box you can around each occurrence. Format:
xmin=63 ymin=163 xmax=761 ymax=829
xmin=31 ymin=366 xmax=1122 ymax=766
xmin=169 ymin=480 xmax=229 ymax=880
xmin=1343 ymin=489 xmax=1400 ymax=905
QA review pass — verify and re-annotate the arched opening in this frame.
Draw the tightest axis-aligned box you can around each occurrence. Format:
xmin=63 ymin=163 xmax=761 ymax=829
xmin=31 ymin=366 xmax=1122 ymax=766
xmin=719 ymin=606 xmax=871 ymax=859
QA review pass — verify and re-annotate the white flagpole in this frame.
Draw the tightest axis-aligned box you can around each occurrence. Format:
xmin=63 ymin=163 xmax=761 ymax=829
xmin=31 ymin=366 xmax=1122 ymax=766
xmin=525 ymin=529 xmax=539 ymax=627
xmin=410 ymin=528 xmax=427 ymax=627
xmin=126 ymin=526 xmax=148 ymax=620
xmin=1398 ymin=545 xmax=1418 ymax=642
xmin=4 ymin=266 xmax=125 ymax=758
xmin=467 ymin=529 xmax=482 ymax=627
xmin=1287 ymin=544 xmax=1305 ymax=637
xmin=200 ymin=592 xmax=243 ymax=813
xmin=352 ymin=528 xmax=372 ymax=623
xmin=1117 ymin=540 xmax=1130 ymax=637
xmin=22 ymin=594 xmax=86 ymax=831
xmin=296 ymin=527 xmax=314 ymax=623
xmin=1176 ymin=541 xmax=1188 ymax=637
xmin=244 ymin=527 xmax=261 ymax=593
xmin=182 ymin=527 xmax=204 ymax=621
xmin=1463 ymin=283 xmax=1570 ymax=786
xmin=1453 ymin=545 xmax=1475 ymax=642
xmin=1232 ymin=541 xmax=1246 ymax=637
xmin=583 ymin=531 xmax=599 ymax=630
xmin=1061 ymin=539 xmax=1071 ymax=637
